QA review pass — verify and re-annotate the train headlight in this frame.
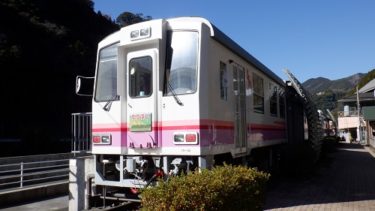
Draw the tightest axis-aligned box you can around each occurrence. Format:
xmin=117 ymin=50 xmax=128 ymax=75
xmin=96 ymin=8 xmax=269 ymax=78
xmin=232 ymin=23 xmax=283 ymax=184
xmin=174 ymin=134 xmax=184 ymax=143
xmin=140 ymin=28 xmax=150 ymax=36
xmin=101 ymin=135 xmax=111 ymax=144
xmin=92 ymin=134 xmax=112 ymax=145
xmin=93 ymin=136 xmax=101 ymax=144
xmin=130 ymin=27 xmax=151 ymax=40
xmin=130 ymin=30 xmax=139 ymax=39
xmin=185 ymin=133 xmax=197 ymax=143
xmin=173 ymin=132 xmax=199 ymax=145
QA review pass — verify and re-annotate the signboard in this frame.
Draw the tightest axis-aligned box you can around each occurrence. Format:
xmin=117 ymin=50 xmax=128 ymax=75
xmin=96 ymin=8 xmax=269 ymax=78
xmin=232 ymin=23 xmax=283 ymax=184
xmin=130 ymin=113 xmax=152 ymax=132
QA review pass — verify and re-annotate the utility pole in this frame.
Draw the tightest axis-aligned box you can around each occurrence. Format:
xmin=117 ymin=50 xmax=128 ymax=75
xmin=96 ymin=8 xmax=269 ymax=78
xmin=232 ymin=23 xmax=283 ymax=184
xmin=357 ymin=85 xmax=362 ymax=144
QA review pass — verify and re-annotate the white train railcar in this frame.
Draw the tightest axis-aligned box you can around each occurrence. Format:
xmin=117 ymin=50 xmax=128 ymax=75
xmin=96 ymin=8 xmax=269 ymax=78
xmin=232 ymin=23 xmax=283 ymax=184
xmin=87 ymin=17 xmax=287 ymax=199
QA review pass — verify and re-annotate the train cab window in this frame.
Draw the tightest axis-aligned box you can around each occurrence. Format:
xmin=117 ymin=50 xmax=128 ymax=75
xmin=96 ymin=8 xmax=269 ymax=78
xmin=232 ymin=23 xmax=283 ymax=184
xmin=253 ymin=73 xmax=264 ymax=114
xmin=270 ymin=84 xmax=278 ymax=116
xmin=95 ymin=43 xmax=119 ymax=102
xmin=220 ymin=62 xmax=228 ymax=101
xmin=164 ymin=31 xmax=198 ymax=95
xmin=129 ymin=56 xmax=152 ymax=98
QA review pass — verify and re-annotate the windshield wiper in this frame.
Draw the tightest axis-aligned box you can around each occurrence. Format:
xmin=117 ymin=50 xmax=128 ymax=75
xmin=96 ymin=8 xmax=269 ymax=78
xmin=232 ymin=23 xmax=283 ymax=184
xmin=103 ymin=95 xmax=119 ymax=111
xmin=168 ymin=83 xmax=183 ymax=106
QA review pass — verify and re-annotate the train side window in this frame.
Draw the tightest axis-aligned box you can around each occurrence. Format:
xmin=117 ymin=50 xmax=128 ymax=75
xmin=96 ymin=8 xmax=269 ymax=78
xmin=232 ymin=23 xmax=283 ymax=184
xmin=253 ymin=73 xmax=264 ymax=114
xmin=279 ymin=88 xmax=286 ymax=118
xmin=270 ymin=84 xmax=278 ymax=116
xmin=220 ymin=61 xmax=228 ymax=101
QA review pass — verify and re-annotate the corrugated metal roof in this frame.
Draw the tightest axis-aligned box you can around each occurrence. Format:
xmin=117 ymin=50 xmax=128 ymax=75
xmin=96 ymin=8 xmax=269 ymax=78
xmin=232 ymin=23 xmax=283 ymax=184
xmin=338 ymin=92 xmax=375 ymax=103
xmin=359 ymin=78 xmax=375 ymax=93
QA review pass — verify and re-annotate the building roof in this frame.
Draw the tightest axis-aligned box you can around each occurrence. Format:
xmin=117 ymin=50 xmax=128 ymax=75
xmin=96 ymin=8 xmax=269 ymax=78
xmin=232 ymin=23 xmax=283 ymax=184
xmin=359 ymin=78 xmax=375 ymax=93
xmin=338 ymin=92 xmax=375 ymax=103
xmin=339 ymin=77 xmax=375 ymax=104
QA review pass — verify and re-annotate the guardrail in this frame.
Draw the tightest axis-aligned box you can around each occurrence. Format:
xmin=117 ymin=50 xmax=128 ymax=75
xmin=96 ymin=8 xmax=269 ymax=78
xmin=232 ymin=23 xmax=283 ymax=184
xmin=0 ymin=158 xmax=69 ymax=190
xmin=71 ymin=112 xmax=92 ymax=153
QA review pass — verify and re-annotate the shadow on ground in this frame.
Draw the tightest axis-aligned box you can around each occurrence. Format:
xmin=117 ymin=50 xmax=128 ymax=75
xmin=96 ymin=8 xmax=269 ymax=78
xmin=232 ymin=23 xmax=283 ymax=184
xmin=264 ymin=143 xmax=375 ymax=209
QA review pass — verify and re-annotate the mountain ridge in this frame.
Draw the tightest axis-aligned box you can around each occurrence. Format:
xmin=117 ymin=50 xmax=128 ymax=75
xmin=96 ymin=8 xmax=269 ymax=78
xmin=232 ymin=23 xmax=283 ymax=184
xmin=303 ymin=73 xmax=364 ymax=96
xmin=301 ymin=73 xmax=365 ymax=112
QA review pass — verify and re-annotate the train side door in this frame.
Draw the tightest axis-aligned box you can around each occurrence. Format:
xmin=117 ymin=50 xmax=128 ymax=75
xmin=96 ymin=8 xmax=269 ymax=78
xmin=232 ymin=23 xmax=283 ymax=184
xmin=126 ymin=49 xmax=158 ymax=147
xmin=233 ymin=65 xmax=247 ymax=154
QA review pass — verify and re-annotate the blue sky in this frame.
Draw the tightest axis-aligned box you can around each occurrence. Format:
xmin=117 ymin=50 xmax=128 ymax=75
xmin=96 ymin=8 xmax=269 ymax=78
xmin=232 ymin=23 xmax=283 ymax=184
xmin=93 ymin=0 xmax=375 ymax=82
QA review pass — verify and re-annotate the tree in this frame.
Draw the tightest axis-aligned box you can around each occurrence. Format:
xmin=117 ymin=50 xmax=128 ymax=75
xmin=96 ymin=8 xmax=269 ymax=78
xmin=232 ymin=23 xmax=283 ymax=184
xmin=0 ymin=0 xmax=118 ymax=156
xmin=348 ymin=69 xmax=375 ymax=95
xmin=116 ymin=12 xmax=151 ymax=27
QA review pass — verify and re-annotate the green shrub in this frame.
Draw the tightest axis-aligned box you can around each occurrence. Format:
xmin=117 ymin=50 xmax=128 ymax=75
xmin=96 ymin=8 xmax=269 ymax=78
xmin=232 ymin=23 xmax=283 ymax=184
xmin=141 ymin=164 xmax=270 ymax=211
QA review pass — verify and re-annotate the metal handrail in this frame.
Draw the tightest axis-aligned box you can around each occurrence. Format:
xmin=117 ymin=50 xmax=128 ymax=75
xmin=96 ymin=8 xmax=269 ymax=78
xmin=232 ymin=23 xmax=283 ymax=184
xmin=22 ymin=168 xmax=68 ymax=177
xmin=0 ymin=169 xmax=22 ymax=174
xmin=0 ymin=158 xmax=69 ymax=190
xmin=23 ymin=159 xmax=69 ymax=165
xmin=71 ymin=112 xmax=92 ymax=153
xmin=21 ymin=164 xmax=68 ymax=171
xmin=338 ymin=110 xmax=361 ymax=117
xmin=0 ymin=163 xmax=20 ymax=168
xmin=24 ymin=174 xmax=68 ymax=183
xmin=0 ymin=181 xmax=20 ymax=187
xmin=0 ymin=174 xmax=23 ymax=180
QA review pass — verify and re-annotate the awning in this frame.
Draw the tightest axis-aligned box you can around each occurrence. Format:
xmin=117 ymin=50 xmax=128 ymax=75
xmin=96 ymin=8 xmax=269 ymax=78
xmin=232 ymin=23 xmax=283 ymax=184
xmin=362 ymin=106 xmax=375 ymax=121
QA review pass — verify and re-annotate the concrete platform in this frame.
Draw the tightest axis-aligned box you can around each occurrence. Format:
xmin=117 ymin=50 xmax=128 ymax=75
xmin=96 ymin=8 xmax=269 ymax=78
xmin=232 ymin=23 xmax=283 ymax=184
xmin=0 ymin=181 xmax=68 ymax=208
xmin=0 ymin=195 xmax=68 ymax=211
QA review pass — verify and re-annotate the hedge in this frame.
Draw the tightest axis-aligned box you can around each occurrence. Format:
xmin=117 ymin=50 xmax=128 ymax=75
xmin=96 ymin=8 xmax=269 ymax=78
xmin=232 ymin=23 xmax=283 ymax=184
xmin=141 ymin=165 xmax=270 ymax=211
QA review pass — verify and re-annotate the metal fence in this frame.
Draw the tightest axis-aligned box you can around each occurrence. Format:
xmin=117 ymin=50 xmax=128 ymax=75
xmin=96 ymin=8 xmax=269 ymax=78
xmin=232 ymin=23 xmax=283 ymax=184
xmin=71 ymin=112 xmax=92 ymax=153
xmin=0 ymin=113 xmax=92 ymax=191
xmin=0 ymin=158 xmax=69 ymax=190
xmin=338 ymin=110 xmax=360 ymax=117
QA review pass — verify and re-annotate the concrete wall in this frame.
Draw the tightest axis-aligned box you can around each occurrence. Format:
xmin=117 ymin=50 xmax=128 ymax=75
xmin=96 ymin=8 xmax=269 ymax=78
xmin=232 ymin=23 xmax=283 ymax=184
xmin=338 ymin=117 xmax=359 ymax=129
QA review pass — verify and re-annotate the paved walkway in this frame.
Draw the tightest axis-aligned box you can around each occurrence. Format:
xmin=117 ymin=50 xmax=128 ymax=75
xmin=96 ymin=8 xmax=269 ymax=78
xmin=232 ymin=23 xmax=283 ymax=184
xmin=265 ymin=143 xmax=375 ymax=210
xmin=0 ymin=195 xmax=68 ymax=211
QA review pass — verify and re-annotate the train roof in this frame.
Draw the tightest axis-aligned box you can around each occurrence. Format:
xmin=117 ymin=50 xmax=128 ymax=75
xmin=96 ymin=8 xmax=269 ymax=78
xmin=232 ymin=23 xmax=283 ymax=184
xmin=103 ymin=17 xmax=285 ymax=86
xmin=167 ymin=17 xmax=285 ymax=86
xmin=207 ymin=21 xmax=284 ymax=86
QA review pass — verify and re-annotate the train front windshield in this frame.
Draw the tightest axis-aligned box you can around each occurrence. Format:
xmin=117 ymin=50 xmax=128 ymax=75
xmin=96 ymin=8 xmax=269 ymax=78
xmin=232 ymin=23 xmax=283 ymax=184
xmin=94 ymin=31 xmax=199 ymax=102
xmin=164 ymin=31 xmax=199 ymax=95
xmin=94 ymin=43 xmax=119 ymax=102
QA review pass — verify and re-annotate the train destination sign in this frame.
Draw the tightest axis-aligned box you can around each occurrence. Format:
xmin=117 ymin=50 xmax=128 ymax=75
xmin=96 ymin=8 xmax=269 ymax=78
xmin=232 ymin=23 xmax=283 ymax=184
xmin=130 ymin=113 xmax=152 ymax=132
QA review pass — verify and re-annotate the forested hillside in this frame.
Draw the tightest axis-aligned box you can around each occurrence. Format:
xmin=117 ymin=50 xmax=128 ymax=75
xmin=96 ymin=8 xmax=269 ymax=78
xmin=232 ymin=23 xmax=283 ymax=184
xmin=303 ymin=73 xmax=363 ymax=95
xmin=348 ymin=69 xmax=375 ymax=95
xmin=0 ymin=0 xmax=118 ymax=156
xmin=303 ymin=69 xmax=375 ymax=114
xmin=302 ymin=73 xmax=364 ymax=112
